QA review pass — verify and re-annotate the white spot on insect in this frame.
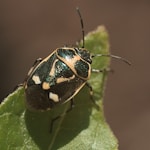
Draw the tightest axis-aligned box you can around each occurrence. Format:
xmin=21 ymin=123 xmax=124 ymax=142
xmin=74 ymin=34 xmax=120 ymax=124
xmin=49 ymin=59 xmax=58 ymax=76
xmin=42 ymin=82 xmax=50 ymax=90
xmin=32 ymin=75 xmax=41 ymax=84
xmin=56 ymin=75 xmax=75 ymax=83
xmin=49 ymin=92 xmax=59 ymax=102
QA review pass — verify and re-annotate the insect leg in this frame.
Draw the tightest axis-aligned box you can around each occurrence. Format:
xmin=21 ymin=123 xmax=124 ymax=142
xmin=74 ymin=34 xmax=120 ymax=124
xmin=92 ymin=68 xmax=113 ymax=73
xmin=66 ymin=99 xmax=75 ymax=113
xmin=13 ymin=83 xmax=24 ymax=91
xmin=50 ymin=99 xmax=74 ymax=133
xmin=33 ymin=58 xmax=43 ymax=66
xmin=85 ymin=82 xmax=99 ymax=110
xmin=14 ymin=58 xmax=43 ymax=91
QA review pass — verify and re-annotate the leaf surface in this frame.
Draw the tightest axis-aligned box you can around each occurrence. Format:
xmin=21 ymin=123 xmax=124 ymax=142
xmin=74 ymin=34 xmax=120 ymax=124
xmin=0 ymin=26 xmax=118 ymax=150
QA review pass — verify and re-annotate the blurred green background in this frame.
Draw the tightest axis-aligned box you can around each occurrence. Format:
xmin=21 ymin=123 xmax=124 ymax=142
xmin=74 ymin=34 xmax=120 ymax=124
xmin=0 ymin=1 xmax=149 ymax=150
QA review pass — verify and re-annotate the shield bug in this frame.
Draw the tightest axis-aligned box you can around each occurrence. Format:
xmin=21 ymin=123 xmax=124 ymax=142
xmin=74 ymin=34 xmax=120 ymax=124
xmin=24 ymin=8 xmax=130 ymax=113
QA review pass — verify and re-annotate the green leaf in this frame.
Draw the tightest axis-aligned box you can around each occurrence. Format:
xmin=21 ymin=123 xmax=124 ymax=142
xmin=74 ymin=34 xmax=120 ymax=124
xmin=0 ymin=26 xmax=118 ymax=150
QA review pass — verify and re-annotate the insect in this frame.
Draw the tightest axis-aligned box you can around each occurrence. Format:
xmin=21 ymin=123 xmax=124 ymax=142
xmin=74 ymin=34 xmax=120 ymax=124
xmin=24 ymin=8 xmax=130 ymax=112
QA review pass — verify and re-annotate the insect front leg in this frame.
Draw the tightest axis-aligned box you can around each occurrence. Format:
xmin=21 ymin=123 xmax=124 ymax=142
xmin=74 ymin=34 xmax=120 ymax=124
xmin=32 ymin=58 xmax=43 ymax=66
xmin=25 ymin=58 xmax=43 ymax=79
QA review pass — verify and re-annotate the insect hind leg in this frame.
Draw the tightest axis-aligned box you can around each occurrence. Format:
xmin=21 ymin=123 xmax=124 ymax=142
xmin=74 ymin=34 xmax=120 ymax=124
xmin=85 ymin=82 xmax=99 ymax=110
xmin=50 ymin=99 xmax=74 ymax=133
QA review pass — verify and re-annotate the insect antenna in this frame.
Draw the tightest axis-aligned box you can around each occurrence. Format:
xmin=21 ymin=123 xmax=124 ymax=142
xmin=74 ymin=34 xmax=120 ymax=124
xmin=76 ymin=8 xmax=131 ymax=66
xmin=76 ymin=7 xmax=85 ymax=48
